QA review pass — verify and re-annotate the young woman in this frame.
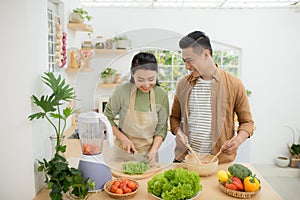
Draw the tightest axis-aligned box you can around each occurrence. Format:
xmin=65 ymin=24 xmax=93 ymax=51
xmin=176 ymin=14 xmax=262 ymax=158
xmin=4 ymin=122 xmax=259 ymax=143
xmin=104 ymin=52 xmax=169 ymax=167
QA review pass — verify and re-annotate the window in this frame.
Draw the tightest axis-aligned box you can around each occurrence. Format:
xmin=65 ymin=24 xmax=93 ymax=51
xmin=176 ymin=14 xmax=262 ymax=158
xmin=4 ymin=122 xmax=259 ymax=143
xmin=214 ymin=50 xmax=240 ymax=77
xmin=155 ymin=50 xmax=186 ymax=93
xmin=47 ymin=1 xmax=59 ymax=72
xmin=47 ymin=1 xmax=65 ymax=72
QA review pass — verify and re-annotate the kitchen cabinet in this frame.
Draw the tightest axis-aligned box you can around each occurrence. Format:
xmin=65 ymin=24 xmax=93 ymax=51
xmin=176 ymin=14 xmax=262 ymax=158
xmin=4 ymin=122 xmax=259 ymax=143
xmin=67 ymin=23 xmax=92 ymax=32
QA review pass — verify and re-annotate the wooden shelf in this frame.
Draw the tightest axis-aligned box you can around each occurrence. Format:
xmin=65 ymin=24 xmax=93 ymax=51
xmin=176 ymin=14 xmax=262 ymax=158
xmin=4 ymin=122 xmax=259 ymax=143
xmin=67 ymin=23 xmax=92 ymax=32
xmin=98 ymin=83 xmax=118 ymax=88
xmin=65 ymin=67 xmax=94 ymax=73
xmin=94 ymin=49 xmax=127 ymax=54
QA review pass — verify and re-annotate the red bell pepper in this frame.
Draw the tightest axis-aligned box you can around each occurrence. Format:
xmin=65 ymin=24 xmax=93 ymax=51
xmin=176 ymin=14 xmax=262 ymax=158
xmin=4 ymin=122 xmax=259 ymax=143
xmin=225 ymin=179 xmax=238 ymax=191
xmin=231 ymin=177 xmax=244 ymax=191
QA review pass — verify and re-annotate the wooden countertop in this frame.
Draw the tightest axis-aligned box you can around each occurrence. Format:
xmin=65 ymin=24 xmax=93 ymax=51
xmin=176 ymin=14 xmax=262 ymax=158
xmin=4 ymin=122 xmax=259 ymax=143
xmin=34 ymin=126 xmax=283 ymax=200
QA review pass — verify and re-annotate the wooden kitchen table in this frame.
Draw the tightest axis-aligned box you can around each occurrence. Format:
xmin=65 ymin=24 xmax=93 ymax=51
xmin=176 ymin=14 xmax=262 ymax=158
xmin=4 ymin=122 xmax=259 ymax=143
xmin=34 ymin=126 xmax=283 ymax=199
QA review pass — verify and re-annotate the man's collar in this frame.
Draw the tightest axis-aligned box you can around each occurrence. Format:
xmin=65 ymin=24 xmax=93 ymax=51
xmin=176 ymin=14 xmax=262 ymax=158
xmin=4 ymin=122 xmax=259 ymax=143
xmin=187 ymin=64 xmax=221 ymax=82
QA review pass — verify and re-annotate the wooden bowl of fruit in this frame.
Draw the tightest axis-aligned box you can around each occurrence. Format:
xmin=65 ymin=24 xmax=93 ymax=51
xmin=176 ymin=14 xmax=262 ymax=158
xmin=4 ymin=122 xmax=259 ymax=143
xmin=104 ymin=178 xmax=139 ymax=199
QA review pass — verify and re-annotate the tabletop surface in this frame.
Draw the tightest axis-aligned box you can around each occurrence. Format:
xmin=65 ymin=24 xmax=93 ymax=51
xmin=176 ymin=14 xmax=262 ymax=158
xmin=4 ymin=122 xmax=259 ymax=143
xmin=34 ymin=126 xmax=283 ymax=200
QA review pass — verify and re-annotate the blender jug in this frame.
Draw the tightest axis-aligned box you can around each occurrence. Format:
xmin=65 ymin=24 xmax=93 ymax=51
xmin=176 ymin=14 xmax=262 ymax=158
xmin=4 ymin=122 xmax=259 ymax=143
xmin=77 ymin=111 xmax=113 ymax=191
xmin=77 ymin=111 xmax=113 ymax=156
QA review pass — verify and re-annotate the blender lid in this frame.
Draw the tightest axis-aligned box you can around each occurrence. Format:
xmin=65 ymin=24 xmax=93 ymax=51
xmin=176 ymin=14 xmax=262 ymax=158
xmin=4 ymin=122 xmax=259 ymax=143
xmin=78 ymin=111 xmax=104 ymax=122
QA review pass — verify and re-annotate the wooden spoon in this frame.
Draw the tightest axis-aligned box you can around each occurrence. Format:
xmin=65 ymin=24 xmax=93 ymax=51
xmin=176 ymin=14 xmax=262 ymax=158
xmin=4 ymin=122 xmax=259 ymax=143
xmin=210 ymin=135 xmax=236 ymax=163
xmin=177 ymin=129 xmax=202 ymax=164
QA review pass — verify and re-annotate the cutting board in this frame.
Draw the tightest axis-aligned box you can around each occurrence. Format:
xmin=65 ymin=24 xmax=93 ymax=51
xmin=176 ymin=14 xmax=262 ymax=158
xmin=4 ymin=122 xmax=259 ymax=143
xmin=110 ymin=164 xmax=162 ymax=180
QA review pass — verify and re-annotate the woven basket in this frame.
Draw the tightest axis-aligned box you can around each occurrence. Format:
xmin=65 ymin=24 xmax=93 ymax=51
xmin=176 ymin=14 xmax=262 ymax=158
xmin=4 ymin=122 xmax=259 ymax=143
xmin=290 ymin=157 xmax=300 ymax=168
xmin=104 ymin=178 xmax=139 ymax=199
xmin=218 ymin=182 xmax=260 ymax=199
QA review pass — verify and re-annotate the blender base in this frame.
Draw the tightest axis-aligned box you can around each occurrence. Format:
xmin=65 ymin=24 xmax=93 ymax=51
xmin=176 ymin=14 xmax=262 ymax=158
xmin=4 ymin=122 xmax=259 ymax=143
xmin=78 ymin=159 xmax=112 ymax=191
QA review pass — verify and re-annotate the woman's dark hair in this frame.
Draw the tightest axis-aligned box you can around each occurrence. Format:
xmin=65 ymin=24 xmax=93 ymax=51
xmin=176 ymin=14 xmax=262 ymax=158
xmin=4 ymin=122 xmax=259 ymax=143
xmin=130 ymin=52 xmax=159 ymax=85
xmin=179 ymin=31 xmax=213 ymax=56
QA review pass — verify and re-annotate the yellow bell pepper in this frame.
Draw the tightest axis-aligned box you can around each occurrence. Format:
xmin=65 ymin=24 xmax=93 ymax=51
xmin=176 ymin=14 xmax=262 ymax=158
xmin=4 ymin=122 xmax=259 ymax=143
xmin=243 ymin=176 xmax=260 ymax=192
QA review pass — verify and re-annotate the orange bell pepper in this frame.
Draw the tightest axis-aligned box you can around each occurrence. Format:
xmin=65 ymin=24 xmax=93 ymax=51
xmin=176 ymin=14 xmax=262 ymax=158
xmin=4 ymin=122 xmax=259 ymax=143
xmin=243 ymin=175 xmax=260 ymax=192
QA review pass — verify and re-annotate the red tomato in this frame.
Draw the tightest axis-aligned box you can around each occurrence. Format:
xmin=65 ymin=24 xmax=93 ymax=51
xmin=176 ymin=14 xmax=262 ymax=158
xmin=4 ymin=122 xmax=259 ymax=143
xmin=121 ymin=179 xmax=129 ymax=185
xmin=119 ymin=183 xmax=127 ymax=190
xmin=122 ymin=187 xmax=132 ymax=194
xmin=115 ymin=188 xmax=123 ymax=194
xmin=110 ymin=185 xmax=118 ymax=193
xmin=112 ymin=180 xmax=120 ymax=187
xmin=127 ymin=181 xmax=137 ymax=191
xmin=82 ymin=144 xmax=101 ymax=155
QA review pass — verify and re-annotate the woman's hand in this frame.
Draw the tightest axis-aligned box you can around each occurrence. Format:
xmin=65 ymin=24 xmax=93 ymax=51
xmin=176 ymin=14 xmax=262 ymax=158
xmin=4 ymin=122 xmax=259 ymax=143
xmin=112 ymin=126 xmax=137 ymax=153
xmin=147 ymin=136 xmax=163 ymax=167
xmin=147 ymin=151 xmax=157 ymax=167
xmin=121 ymin=136 xmax=137 ymax=154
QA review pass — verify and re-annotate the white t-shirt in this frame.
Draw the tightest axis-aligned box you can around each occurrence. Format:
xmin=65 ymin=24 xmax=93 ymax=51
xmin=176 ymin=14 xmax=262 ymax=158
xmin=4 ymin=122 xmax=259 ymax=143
xmin=188 ymin=78 xmax=212 ymax=153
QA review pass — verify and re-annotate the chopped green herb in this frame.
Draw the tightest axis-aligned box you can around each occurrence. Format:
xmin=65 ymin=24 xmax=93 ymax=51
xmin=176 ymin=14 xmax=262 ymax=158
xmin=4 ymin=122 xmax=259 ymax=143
xmin=122 ymin=161 xmax=150 ymax=175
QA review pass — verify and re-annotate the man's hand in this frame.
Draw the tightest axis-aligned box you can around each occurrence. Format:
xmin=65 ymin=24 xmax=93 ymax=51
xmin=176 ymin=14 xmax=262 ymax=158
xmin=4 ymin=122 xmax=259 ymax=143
xmin=221 ymin=131 xmax=249 ymax=155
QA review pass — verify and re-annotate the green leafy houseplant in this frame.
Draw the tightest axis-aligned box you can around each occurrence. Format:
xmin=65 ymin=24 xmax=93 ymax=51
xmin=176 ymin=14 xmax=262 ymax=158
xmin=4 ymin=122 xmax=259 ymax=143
xmin=100 ymin=67 xmax=117 ymax=78
xmin=28 ymin=72 xmax=95 ymax=200
xmin=289 ymin=144 xmax=300 ymax=157
xmin=72 ymin=8 xmax=92 ymax=22
xmin=71 ymin=8 xmax=93 ymax=38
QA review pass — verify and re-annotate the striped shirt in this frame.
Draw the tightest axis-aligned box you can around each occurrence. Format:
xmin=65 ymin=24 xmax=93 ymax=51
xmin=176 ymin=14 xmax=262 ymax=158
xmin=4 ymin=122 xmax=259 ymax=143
xmin=188 ymin=78 xmax=212 ymax=153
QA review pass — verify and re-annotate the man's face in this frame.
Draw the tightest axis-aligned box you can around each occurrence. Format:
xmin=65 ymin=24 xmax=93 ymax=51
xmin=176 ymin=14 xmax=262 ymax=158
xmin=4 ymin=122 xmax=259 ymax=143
xmin=132 ymin=69 xmax=157 ymax=93
xmin=182 ymin=47 xmax=207 ymax=76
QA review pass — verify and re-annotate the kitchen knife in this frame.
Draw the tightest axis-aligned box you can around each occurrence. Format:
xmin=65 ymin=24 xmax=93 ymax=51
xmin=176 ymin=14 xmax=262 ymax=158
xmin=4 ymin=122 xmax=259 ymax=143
xmin=131 ymin=152 xmax=148 ymax=162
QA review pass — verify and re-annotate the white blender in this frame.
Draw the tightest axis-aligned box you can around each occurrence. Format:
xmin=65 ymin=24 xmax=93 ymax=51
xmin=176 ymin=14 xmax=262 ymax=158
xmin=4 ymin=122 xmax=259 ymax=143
xmin=77 ymin=111 xmax=114 ymax=191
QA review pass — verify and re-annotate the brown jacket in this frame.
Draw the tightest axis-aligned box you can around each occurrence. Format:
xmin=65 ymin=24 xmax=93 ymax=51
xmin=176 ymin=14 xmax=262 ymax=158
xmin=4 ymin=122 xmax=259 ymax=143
xmin=170 ymin=68 xmax=255 ymax=163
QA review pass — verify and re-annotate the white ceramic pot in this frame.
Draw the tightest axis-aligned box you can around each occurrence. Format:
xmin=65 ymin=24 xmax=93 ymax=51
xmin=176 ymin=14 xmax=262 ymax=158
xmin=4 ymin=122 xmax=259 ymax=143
xmin=116 ymin=40 xmax=131 ymax=49
xmin=70 ymin=13 xmax=82 ymax=23
xmin=274 ymin=156 xmax=290 ymax=168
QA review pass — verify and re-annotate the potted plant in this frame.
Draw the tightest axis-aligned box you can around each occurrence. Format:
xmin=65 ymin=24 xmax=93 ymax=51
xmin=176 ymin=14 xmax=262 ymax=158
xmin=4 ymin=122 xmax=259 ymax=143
xmin=100 ymin=67 xmax=117 ymax=84
xmin=287 ymin=127 xmax=300 ymax=167
xmin=69 ymin=8 xmax=93 ymax=38
xmin=28 ymin=72 xmax=95 ymax=200
xmin=111 ymin=35 xmax=131 ymax=49
xmin=288 ymin=143 xmax=300 ymax=167
xmin=70 ymin=8 xmax=92 ymax=24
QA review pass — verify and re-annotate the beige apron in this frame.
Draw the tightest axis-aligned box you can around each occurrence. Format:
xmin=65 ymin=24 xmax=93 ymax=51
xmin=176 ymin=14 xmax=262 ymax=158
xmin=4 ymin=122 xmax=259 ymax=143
xmin=112 ymin=85 xmax=158 ymax=162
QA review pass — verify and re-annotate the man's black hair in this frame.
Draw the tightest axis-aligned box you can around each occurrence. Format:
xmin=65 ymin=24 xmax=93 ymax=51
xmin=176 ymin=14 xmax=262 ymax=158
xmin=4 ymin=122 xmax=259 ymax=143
xmin=179 ymin=31 xmax=213 ymax=56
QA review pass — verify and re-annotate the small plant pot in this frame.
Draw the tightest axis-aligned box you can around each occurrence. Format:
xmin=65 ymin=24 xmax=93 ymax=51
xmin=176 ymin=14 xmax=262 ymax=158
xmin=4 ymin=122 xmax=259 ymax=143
xmin=274 ymin=156 xmax=290 ymax=168
xmin=70 ymin=13 xmax=83 ymax=23
xmin=113 ymin=73 xmax=122 ymax=83
xmin=102 ymin=76 xmax=113 ymax=84
xmin=290 ymin=156 xmax=300 ymax=168
xmin=116 ymin=40 xmax=131 ymax=49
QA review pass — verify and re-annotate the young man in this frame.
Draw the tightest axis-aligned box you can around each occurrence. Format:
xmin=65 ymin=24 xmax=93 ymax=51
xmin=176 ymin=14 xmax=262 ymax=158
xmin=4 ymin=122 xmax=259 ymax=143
xmin=170 ymin=31 xmax=255 ymax=163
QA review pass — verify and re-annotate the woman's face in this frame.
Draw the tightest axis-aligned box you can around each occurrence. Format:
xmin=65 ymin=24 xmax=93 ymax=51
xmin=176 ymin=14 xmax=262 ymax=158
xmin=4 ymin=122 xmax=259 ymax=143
xmin=132 ymin=69 xmax=157 ymax=93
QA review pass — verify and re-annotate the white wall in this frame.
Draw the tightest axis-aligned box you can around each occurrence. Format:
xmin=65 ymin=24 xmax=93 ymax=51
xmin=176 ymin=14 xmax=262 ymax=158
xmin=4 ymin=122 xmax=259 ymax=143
xmin=0 ymin=0 xmax=47 ymax=199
